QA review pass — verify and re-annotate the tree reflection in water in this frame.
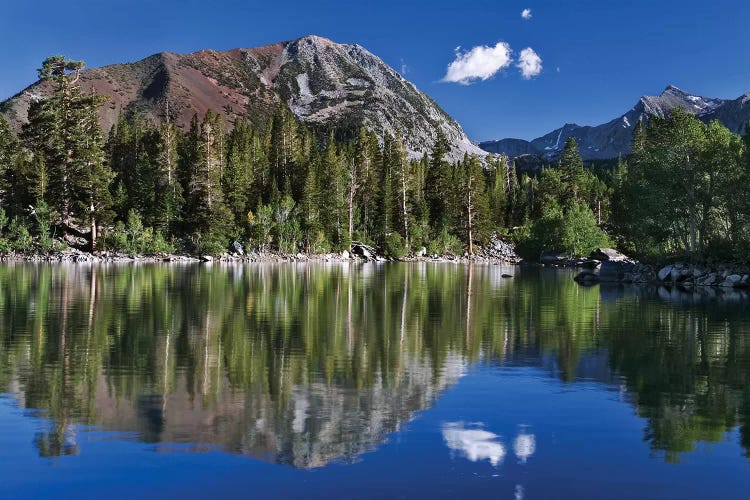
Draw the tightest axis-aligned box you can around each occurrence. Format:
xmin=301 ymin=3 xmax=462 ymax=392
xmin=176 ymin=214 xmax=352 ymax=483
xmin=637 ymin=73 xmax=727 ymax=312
xmin=0 ymin=263 xmax=748 ymax=466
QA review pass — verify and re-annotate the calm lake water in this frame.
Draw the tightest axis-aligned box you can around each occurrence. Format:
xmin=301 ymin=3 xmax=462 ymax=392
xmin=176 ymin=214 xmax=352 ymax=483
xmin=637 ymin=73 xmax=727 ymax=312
xmin=1 ymin=262 xmax=749 ymax=498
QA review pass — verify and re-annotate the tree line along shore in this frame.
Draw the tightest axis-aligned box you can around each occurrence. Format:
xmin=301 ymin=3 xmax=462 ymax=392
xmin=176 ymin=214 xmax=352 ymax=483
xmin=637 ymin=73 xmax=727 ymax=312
xmin=0 ymin=56 xmax=749 ymax=269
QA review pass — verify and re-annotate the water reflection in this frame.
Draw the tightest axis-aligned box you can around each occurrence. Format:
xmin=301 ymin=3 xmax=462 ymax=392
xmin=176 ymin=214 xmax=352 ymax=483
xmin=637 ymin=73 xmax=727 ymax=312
xmin=513 ymin=428 xmax=535 ymax=464
xmin=0 ymin=263 xmax=748 ymax=467
xmin=442 ymin=422 xmax=506 ymax=466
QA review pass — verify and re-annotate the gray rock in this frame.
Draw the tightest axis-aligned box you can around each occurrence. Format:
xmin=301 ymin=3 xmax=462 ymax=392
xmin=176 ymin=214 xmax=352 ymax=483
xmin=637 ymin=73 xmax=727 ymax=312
xmin=231 ymin=241 xmax=244 ymax=256
xmin=598 ymin=261 xmax=636 ymax=282
xmin=589 ymin=248 xmax=629 ymax=262
xmin=541 ymin=252 xmax=563 ymax=265
xmin=341 ymin=250 xmax=350 ymax=259
xmin=721 ymin=274 xmax=743 ymax=287
xmin=416 ymin=247 xmax=427 ymax=257
xmin=200 ymin=255 xmax=213 ymax=262
xmin=581 ymin=260 xmax=601 ymax=269
xmin=574 ymin=269 xmax=599 ymax=284
xmin=657 ymin=265 xmax=673 ymax=281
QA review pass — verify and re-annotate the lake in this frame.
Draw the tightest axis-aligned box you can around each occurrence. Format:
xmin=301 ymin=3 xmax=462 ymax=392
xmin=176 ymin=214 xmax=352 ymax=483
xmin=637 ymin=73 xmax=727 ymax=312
xmin=1 ymin=262 xmax=749 ymax=498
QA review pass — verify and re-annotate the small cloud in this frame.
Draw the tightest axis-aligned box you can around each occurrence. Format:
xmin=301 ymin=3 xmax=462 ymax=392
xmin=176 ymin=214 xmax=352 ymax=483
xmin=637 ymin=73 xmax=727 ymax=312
xmin=556 ymin=67 xmax=560 ymax=73
xmin=443 ymin=42 xmax=513 ymax=85
xmin=400 ymin=58 xmax=409 ymax=75
xmin=521 ymin=8 xmax=532 ymax=20
xmin=517 ymin=47 xmax=542 ymax=79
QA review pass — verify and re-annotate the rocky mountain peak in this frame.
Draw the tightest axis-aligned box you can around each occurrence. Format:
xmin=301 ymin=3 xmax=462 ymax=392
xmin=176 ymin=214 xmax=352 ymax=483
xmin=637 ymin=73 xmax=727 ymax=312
xmin=1 ymin=35 xmax=484 ymax=161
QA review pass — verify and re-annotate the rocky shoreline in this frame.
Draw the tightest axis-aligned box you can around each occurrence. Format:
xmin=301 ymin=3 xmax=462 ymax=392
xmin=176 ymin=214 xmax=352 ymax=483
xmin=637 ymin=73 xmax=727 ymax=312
xmin=0 ymin=235 xmax=522 ymax=265
xmin=574 ymin=251 xmax=750 ymax=290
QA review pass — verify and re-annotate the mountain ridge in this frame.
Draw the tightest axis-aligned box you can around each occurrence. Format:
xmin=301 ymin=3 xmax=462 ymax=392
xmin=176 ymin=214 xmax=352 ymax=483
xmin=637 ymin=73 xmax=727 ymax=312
xmin=0 ymin=35 xmax=485 ymax=161
xmin=480 ymin=84 xmax=750 ymax=161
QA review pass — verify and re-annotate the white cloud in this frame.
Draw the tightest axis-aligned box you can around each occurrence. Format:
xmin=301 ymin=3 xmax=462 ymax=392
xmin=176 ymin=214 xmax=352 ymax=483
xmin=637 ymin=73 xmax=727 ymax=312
xmin=442 ymin=42 xmax=513 ymax=85
xmin=521 ymin=8 xmax=532 ymax=20
xmin=400 ymin=58 xmax=409 ymax=75
xmin=517 ymin=47 xmax=542 ymax=79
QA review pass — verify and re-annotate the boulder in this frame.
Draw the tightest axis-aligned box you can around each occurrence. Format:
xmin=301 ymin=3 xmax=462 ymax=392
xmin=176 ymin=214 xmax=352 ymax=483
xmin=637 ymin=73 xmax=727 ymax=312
xmin=574 ymin=269 xmax=599 ymax=284
xmin=540 ymin=252 xmax=563 ymax=265
xmin=580 ymin=260 xmax=601 ymax=270
xmin=231 ymin=241 xmax=245 ymax=256
xmin=416 ymin=247 xmax=427 ymax=257
xmin=598 ymin=261 xmax=636 ymax=282
xmin=657 ymin=265 xmax=673 ymax=281
xmin=351 ymin=241 xmax=377 ymax=260
xmin=703 ymin=273 xmax=718 ymax=286
xmin=200 ymin=255 xmax=213 ymax=262
xmin=590 ymin=248 xmax=629 ymax=262
xmin=341 ymin=250 xmax=350 ymax=260
xmin=64 ymin=233 xmax=89 ymax=248
xmin=721 ymin=274 xmax=743 ymax=287
xmin=670 ymin=268 xmax=682 ymax=282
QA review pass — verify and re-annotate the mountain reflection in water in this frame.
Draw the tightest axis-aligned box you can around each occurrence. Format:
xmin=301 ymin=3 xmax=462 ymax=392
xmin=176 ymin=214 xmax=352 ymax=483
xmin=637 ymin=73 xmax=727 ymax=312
xmin=0 ymin=262 xmax=749 ymax=468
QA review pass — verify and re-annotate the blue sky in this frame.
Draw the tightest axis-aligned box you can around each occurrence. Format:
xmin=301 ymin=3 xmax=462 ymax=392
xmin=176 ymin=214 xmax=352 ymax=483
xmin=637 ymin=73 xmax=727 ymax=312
xmin=1 ymin=0 xmax=748 ymax=141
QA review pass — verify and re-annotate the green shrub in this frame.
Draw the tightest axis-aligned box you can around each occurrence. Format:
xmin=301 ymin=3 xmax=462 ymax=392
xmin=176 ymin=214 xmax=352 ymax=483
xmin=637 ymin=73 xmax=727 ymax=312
xmin=8 ymin=218 xmax=32 ymax=251
xmin=190 ymin=231 xmax=227 ymax=256
xmin=383 ymin=232 xmax=408 ymax=259
xmin=277 ymin=219 xmax=302 ymax=254
xmin=427 ymin=229 xmax=464 ymax=256
xmin=105 ymin=212 xmax=176 ymax=254
xmin=33 ymin=201 xmax=58 ymax=252
xmin=307 ymin=231 xmax=330 ymax=254
xmin=518 ymin=202 xmax=610 ymax=258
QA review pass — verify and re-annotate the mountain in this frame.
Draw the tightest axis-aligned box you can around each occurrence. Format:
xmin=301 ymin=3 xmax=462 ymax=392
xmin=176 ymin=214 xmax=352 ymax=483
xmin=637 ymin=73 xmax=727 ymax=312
xmin=0 ymin=35 xmax=484 ymax=160
xmin=480 ymin=85 xmax=750 ymax=161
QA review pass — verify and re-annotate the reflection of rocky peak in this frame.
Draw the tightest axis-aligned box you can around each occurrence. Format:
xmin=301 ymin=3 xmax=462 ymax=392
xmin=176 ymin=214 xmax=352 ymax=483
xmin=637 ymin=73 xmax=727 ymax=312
xmin=93 ymin=353 xmax=467 ymax=468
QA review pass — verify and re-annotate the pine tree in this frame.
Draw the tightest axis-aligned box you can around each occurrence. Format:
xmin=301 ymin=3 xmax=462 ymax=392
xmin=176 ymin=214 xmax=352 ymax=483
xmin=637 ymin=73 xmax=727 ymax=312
xmin=0 ymin=114 xmax=18 ymax=207
xmin=186 ymin=110 xmax=232 ymax=249
xmin=378 ymin=135 xmax=395 ymax=240
xmin=223 ymin=120 xmax=254 ymax=229
xmin=71 ymin=90 xmax=113 ymax=249
xmin=300 ymin=151 xmax=324 ymax=252
xmin=390 ymin=132 xmax=411 ymax=246
xmin=462 ymin=155 xmax=489 ymax=254
xmin=153 ymin=115 xmax=183 ymax=233
xmin=559 ymin=137 xmax=583 ymax=204
xmin=22 ymin=56 xmax=114 ymax=248
xmin=488 ymin=155 xmax=509 ymax=227
xmin=426 ymin=131 xmax=451 ymax=233
xmin=268 ymin=107 xmax=300 ymax=194
xmin=320 ymin=133 xmax=348 ymax=249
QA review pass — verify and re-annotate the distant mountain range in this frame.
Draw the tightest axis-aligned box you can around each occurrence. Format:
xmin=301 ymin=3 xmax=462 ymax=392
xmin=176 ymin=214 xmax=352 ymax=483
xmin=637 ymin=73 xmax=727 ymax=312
xmin=480 ymin=85 xmax=750 ymax=161
xmin=0 ymin=35 xmax=484 ymax=161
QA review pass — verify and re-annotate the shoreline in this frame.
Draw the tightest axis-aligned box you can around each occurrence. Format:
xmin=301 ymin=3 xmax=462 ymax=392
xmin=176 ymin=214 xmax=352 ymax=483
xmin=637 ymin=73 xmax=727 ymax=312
xmin=574 ymin=259 xmax=750 ymax=290
xmin=0 ymin=248 xmax=522 ymax=266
